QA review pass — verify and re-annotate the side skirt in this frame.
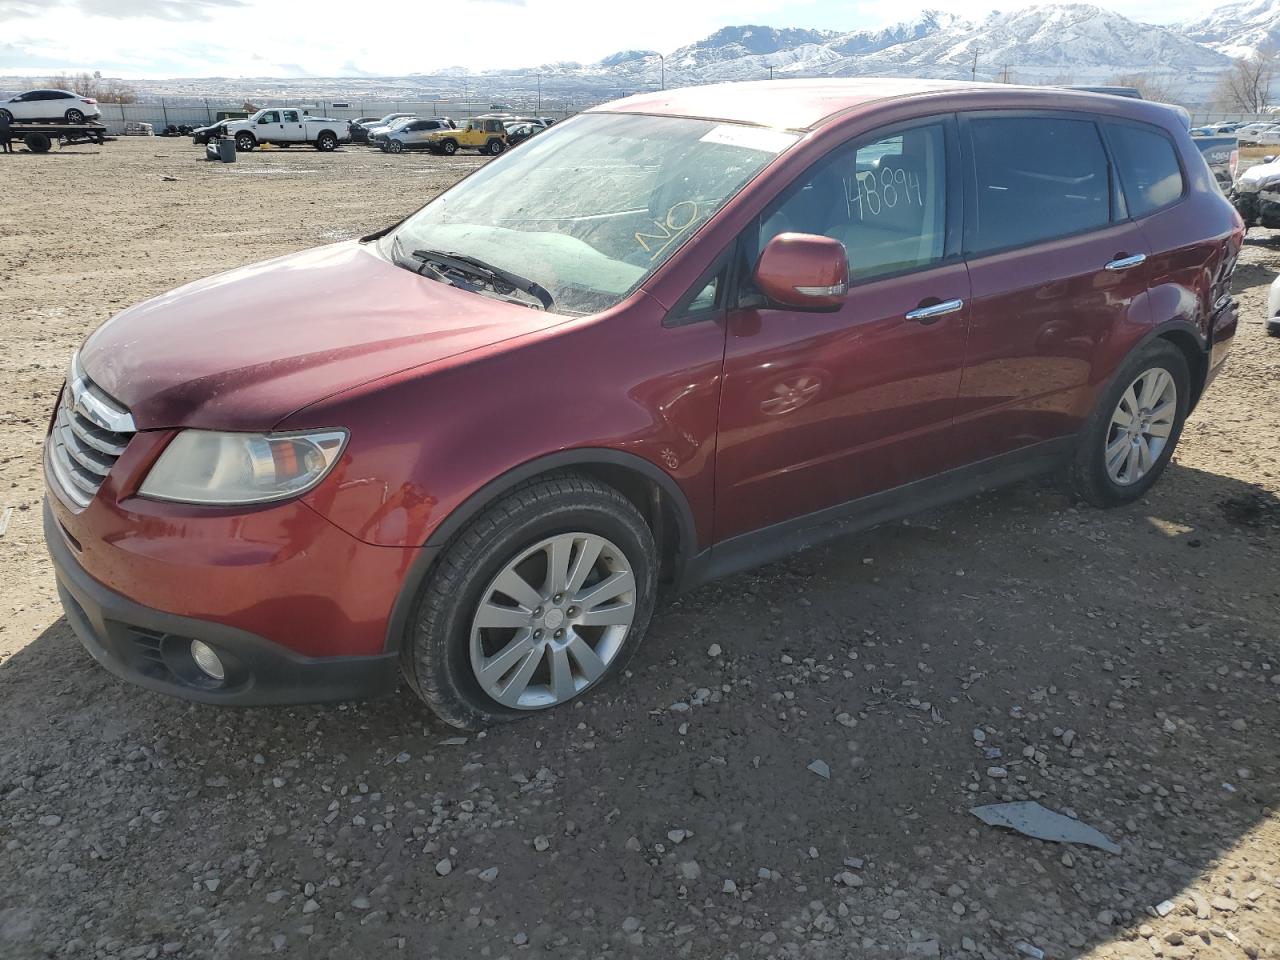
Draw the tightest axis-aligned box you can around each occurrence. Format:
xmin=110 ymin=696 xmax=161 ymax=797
xmin=679 ymin=436 xmax=1076 ymax=592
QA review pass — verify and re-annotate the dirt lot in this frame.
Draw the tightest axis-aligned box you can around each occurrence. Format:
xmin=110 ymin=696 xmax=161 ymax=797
xmin=1 ymin=137 xmax=1279 ymax=960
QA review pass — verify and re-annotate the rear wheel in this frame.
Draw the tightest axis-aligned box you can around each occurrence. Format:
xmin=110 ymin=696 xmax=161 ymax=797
xmin=402 ymin=474 xmax=657 ymax=730
xmin=315 ymin=132 xmax=338 ymax=151
xmin=235 ymin=132 xmax=256 ymax=152
xmin=487 ymin=138 xmax=505 ymax=155
xmin=65 ymin=108 xmax=85 ymax=125
xmin=1070 ymin=340 xmax=1189 ymax=507
xmin=0 ymin=109 xmax=12 ymax=124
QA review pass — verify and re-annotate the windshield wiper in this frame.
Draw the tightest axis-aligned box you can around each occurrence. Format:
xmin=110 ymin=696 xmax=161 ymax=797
xmin=411 ymin=248 xmax=554 ymax=311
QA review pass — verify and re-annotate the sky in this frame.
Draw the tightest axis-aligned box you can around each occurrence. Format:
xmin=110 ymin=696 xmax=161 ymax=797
xmin=0 ymin=0 xmax=1213 ymax=79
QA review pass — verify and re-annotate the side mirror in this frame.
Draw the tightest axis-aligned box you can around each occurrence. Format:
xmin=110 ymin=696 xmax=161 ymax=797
xmin=754 ymin=233 xmax=849 ymax=310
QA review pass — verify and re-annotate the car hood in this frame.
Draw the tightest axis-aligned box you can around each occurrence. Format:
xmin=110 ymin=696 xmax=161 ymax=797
xmin=79 ymin=241 xmax=566 ymax=430
xmin=1238 ymin=158 xmax=1280 ymax=190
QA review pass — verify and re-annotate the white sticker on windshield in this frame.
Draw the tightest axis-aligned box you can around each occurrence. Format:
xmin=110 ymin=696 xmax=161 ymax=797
xmin=698 ymin=124 xmax=798 ymax=155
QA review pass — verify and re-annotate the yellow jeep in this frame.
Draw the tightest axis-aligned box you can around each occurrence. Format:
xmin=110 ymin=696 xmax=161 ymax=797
xmin=426 ymin=117 xmax=507 ymax=156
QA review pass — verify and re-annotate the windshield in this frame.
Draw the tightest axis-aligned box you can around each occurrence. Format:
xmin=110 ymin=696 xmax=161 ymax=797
xmin=386 ymin=112 xmax=798 ymax=314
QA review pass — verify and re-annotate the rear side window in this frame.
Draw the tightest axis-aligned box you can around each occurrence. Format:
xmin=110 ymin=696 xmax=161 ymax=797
xmin=1105 ymin=123 xmax=1184 ymax=218
xmin=965 ymin=116 xmax=1111 ymax=255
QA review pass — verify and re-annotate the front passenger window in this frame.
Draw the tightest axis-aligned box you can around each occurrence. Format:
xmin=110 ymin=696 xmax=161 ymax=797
xmin=757 ymin=124 xmax=948 ymax=283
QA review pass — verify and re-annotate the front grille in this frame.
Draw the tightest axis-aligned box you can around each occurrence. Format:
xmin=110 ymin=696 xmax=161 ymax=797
xmin=47 ymin=359 xmax=135 ymax=510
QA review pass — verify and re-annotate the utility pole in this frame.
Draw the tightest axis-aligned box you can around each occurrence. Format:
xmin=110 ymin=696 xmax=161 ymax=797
xmin=768 ymin=66 xmax=774 ymax=80
xmin=970 ymin=47 xmax=979 ymax=81
xmin=536 ymin=75 xmax=541 ymax=113
xmin=658 ymin=54 xmax=665 ymax=91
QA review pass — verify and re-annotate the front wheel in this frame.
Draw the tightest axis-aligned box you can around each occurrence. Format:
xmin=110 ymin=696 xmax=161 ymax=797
xmin=0 ymin=109 xmax=12 ymax=124
xmin=440 ymin=139 xmax=458 ymax=155
xmin=235 ymin=132 xmax=256 ymax=152
xmin=402 ymin=474 xmax=657 ymax=730
xmin=388 ymin=139 xmax=403 ymax=153
xmin=1070 ymin=340 xmax=1190 ymax=507
xmin=65 ymin=108 xmax=85 ymax=125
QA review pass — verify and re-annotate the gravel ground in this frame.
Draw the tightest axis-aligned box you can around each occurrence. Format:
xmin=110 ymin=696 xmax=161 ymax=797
xmin=1 ymin=137 xmax=1279 ymax=960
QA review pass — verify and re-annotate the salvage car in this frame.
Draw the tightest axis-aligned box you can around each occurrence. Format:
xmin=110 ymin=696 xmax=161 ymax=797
xmin=1231 ymin=155 xmax=1280 ymax=226
xmin=1268 ymin=276 xmax=1280 ymax=337
xmin=224 ymin=108 xmax=350 ymax=151
xmin=424 ymin=116 xmax=507 ymax=154
xmin=381 ymin=118 xmax=456 ymax=153
xmin=352 ymin=113 xmax=412 ymax=143
xmin=44 ymin=79 xmax=1241 ymax=728
xmin=0 ymin=88 xmax=101 ymax=124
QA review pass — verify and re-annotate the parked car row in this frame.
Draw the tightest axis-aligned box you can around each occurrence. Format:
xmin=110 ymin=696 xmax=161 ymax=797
xmin=370 ymin=113 xmax=556 ymax=155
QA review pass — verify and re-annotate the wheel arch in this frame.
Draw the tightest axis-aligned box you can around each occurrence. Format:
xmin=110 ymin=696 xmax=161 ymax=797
xmin=383 ymin=450 xmax=698 ymax=654
xmin=1144 ymin=320 xmax=1209 ymax=412
xmin=317 ymin=128 xmax=337 ymax=142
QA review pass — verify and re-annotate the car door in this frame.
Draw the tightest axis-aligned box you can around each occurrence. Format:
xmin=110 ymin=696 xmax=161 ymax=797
xmin=12 ymin=91 xmax=45 ymax=121
xmin=952 ymin=112 xmax=1152 ymax=465
xmin=714 ymin=118 xmax=972 ymax=542
xmin=257 ymin=110 xmax=280 ymax=141
xmin=280 ymin=110 xmax=304 ymax=142
xmin=406 ymin=121 xmax=431 ymax=146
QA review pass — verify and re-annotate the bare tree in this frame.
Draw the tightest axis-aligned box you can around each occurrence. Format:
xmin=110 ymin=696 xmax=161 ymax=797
xmin=42 ymin=71 xmax=136 ymax=103
xmin=99 ymin=79 xmax=137 ymax=104
xmin=1110 ymin=72 xmax=1185 ymax=104
xmin=1213 ymin=48 xmax=1279 ymax=113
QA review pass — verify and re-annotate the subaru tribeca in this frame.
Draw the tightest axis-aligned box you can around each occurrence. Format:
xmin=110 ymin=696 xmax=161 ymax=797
xmin=44 ymin=79 xmax=1241 ymax=729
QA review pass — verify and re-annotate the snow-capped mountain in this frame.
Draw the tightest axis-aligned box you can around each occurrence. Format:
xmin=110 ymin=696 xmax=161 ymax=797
xmin=5 ymin=3 xmax=1270 ymax=108
xmin=1180 ymin=0 xmax=1280 ymax=59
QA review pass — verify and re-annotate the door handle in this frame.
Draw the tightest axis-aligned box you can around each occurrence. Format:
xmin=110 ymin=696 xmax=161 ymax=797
xmin=1105 ymin=253 xmax=1146 ymax=271
xmin=905 ymin=298 xmax=964 ymax=324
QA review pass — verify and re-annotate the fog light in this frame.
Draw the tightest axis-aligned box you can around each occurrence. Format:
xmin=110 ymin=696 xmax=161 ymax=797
xmin=190 ymin=639 xmax=225 ymax=681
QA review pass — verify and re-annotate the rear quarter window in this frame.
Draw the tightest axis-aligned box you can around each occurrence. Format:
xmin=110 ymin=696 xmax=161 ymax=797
xmin=1104 ymin=122 xmax=1185 ymax=218
xmin=964 ymin=115 xmax=1111 ymax=256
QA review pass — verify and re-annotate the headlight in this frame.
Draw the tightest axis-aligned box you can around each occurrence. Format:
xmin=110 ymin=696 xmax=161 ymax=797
xmin=138 ymin=429 xmax=347 ymax=505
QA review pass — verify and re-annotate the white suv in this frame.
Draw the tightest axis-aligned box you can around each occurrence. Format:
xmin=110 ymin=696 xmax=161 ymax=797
xmin=0 ymin=89 xmax=101 ymax=124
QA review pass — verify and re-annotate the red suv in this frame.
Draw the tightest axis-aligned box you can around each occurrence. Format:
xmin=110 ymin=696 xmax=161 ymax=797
xmin=45 ymin=80 xmax=1241 ymax=728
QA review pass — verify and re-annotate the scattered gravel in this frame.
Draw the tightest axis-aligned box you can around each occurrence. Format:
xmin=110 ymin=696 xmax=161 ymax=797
xmin=0 ymin=139 xmax=1277 ymax=960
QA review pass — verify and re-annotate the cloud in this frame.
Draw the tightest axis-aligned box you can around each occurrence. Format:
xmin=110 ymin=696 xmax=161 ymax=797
xmin=76 ymin=0 xmax=247 ymax=21
xmin=0 ymin=0 xmax=52 ymax=15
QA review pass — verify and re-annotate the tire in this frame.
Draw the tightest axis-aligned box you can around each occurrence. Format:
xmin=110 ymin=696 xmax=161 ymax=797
xmin=315 ymin=131 xmax=337 ymax=151
xmin=440 ymin=139 xmax=458 ymax=155
xmin=487 ymin=139 xmax=505 ymax=155
xmin=0 ymin=109 xmax=11 ymax=124
xmin=235 ymin=132 xmax=256 ymax=152
xmin=65 ymin=108 xmax=85 ymax=125
xmin=402 ymin=473 xmax=658 ymax=730
xmin=1267 ymin=318 xmax=1280 ymax=338
xmin=25 ymin=133 xmax=52 ymax=153
xmin=389 ymin=140 xmax=403 ymax=153
xmin=1069 ymin=339 xmax=1190 ymax=507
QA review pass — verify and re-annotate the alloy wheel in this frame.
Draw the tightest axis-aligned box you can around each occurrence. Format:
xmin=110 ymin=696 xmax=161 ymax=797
xmin=469 ymin=532 xmax=636 ymax=710
xmin=1104 ymin=367 xmax=1177 ymax=486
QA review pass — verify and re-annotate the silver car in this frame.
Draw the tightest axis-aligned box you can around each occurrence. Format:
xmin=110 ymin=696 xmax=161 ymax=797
xmin=381 ymin=118 xmax=455 ymax=153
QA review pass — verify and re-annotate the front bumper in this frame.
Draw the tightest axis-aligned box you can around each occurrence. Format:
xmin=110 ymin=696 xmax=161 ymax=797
xmin=46 ymin=499 xmax=401 ymax=705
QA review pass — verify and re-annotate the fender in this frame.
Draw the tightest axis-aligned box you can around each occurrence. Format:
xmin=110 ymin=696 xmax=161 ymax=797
xmin=424 ymin=447 xmax=697 ymax=554
xmin=383 ymin=447 xmax=700 ymax=654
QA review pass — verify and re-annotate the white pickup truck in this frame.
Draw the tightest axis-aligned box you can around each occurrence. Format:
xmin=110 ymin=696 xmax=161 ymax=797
xmin=224 ymin=109 xmax=350 ymax=152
